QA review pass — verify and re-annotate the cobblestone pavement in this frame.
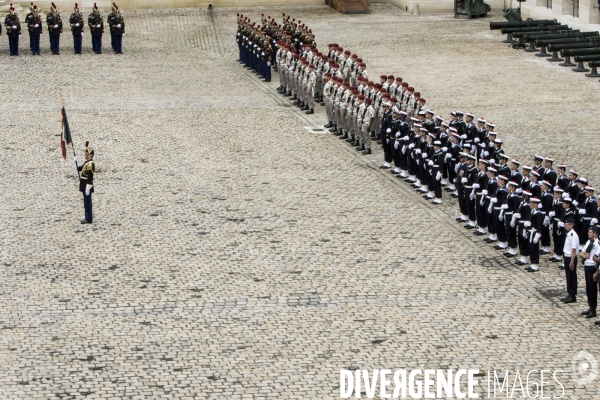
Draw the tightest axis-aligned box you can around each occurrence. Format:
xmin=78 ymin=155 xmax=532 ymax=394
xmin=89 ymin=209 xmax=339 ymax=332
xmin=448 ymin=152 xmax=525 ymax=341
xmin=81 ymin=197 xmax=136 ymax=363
xmin=1 ymin=4 xmax=600 ymax=399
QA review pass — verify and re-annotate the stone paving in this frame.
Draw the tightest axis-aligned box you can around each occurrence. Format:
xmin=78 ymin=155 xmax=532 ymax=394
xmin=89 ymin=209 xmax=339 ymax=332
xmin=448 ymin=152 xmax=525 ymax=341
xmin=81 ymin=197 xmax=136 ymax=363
xmin=1 ymin=4 xmax=600 ymax=399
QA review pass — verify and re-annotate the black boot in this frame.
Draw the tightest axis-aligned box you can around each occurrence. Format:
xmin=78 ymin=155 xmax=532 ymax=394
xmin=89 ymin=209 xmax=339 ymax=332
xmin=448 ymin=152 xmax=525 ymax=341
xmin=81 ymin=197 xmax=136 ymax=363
xmin=362 ymin=148 xmax=372 ymax=155
xmin=339 ymin=132 xmax=348 ymax=139
xmin=356 ymin=144 xmax=366 ymax=151
xmin=293 ymin=99 xmax=300 ymax=105
xmin=329 ymin=125 xmax=338 ymax=133
xmin=334 ymin=130 xmax=343 ymax=136
xmin=324 ymin=121 xmax=333 ymax=128
xmin=305 ymin=109 xmax=314 ymax=114
xmin=301 ymin=105 xmax=309 ymax=111
xmin=284 ymin=91 xmax=292 ymax=97
xmin=290 ymin=95 xmax=297 ymax=101
xmin=345 ymin=136 xmax=355 ymax=143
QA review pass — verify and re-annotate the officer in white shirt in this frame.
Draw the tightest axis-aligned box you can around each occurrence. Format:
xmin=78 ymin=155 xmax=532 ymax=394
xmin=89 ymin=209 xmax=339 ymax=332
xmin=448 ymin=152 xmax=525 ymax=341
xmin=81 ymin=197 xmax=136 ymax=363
xmin=580 ymin=226 xmax=600 ymax=319
xmin=561 ymin=217 xmax=579 ymax=303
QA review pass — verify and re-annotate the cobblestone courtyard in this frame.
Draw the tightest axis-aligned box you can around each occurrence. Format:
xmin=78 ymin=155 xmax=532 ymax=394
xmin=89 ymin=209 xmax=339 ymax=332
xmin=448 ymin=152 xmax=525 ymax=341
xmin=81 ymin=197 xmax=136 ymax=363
xmin=1 ymin=4 xmax=600 ymax=399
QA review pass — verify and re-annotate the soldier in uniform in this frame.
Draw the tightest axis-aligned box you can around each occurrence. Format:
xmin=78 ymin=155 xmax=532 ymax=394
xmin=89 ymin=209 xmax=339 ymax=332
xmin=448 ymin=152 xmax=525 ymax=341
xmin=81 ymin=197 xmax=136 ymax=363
xmin=77 ymin=144 xmax=95 ymax=224
xmin=580 ymin=226 xmax=600 ymax=319
xmin=27 ymin=3 xmax=42 ymax=55
xmin=5 ymin=4 xmax=21 ymax=56
xmin=107 ymin=2 xmax=117 ymax=52
xmin=109 ymin=3 xmax=124 ymax=54
xmin=88 ymin=3 xmax=104 ymax=54
xmin=549 ymin=187 xmax=566 ymax=263
xmin=560 ymin=216 xmax=578 ymax=304
xmin=70 ymin=3 xmax=84 ymax=54
xmin=525 ymin=197 xmax=545 ymax=272
xmin=47 ymin=2 xmax=62 ymax=55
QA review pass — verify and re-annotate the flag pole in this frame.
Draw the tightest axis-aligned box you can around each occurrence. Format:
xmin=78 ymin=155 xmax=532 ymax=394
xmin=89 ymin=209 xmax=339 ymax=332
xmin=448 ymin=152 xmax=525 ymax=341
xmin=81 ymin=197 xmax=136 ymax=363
xmin=61 ymin=96 xmax=80 ymax=179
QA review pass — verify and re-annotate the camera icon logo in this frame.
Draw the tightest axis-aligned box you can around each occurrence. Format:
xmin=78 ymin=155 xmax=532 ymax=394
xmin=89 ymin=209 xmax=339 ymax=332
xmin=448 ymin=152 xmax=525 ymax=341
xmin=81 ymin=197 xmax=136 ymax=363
xmin=572 ymin=350 xmax=598 ymax=385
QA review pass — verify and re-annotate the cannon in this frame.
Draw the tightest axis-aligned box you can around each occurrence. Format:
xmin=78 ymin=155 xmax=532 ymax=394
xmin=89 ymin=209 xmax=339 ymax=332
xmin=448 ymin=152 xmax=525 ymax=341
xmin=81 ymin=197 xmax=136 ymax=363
xmin=574 ymin=55 xmax=600 ymax=62
xmin=535 ymin=35 xmax=600 ymax=59
xmin=455 ymin=0 xmax=491 ymax=18
xmin=561 ymin=47 xmax=600 ymax=70
xmin=586 ymin=60 xmax=600 ymax=77
xmin=490 ymin=18 xmax=557 ymax=30
xmin=500 ymin=24 xmax=564 ymax=44
xmin=512 ymin=29 xmax=576 ymax=50
xmin=549 ymin=42 xmax=600 ymax=70
xmin=502 ymin=7 xmax=521 ymax=23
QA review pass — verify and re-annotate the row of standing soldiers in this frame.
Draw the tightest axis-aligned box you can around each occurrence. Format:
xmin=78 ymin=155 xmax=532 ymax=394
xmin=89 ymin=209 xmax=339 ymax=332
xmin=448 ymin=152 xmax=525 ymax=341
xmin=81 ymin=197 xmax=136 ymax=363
xmin=236 ymin=13 xmax=316 ymax=83
xmin=263 ymin=19 xmax=600 ymax=324
xmin=4 ymin=2 xmax=125 ymax=56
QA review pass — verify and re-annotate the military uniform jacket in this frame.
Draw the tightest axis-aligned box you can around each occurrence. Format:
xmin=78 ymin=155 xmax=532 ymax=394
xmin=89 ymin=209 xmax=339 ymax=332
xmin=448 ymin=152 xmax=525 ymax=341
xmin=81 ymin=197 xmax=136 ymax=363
xmin=509 ymin=169 xmax=523 ymax=186
xmin=70 ymin=13 xmax=84 ymax=35
xmin=5 ymin=14 xmax=21 ymax=38
xmin=558 ymin=174 xmax=570 ymax=192
xmin=88 ymin=13 xmax=104 ymax=37
xmin=27 ymin=14 xmax=42 ymax=36
xmin=110 ymin=14 xmax=125 ymax=35
xmin=46 ymin=13 xmax=62 ymax=36
xmin=543 ymin=168 xmax=557 ymax=187
xmin=506 ymin=192 xmax=521 ymax=213
xmin=530 ymin=209 xmax=545 ymax=233
xmin=540 ymin=191 xmax=553 ymax=215
xmin=78 ymin=160 xmax=95 ymax=193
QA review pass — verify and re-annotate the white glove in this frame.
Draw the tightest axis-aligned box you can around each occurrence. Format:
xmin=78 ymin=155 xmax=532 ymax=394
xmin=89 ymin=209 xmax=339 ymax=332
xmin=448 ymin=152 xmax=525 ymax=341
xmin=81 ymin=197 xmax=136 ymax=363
xmin=482 ymin=189 xmax=488 ymax=195
xmin=490 ymin=198 xmax=498 ymax=204
xmin=54 ymin=24 xmax=59 ymax=28
xmin=483 ymin=151 xmax=489 ymax=157
xmin=473 ymin=183 xmax=480 ymax=189
xmin=267 ymin=62 xmax=271 ymax=66
xmin=514 ymin=213 xmax=521 ymax=219
xmin=403 ymin=136 xmax=409 ymax=141
xmin=117 ymin=24 xmax=121 ymax=28
xmin=592 ymin=218 xmax=598 ymax=225
xmin=480 ymin=199 xmax=485 ymax=206
xmin=428 ymin=160 xmax=434 ymax=166
xmin=386 ymin=128 xmax=391 ymax=134
xmin=469 ymin=191 xmax=475 ymax=201
xmin=73 ymin=156 xmax=77 ymax=163
xmin=409 ymin=143 xmax=415 ymax=149
xmin=35 ymin=24 xmax=39 ymax=28
xmin=562 ymin=192 xmax=568 ymax=199
xmin=436 ymin=171 xmax=442 ymax=181
xmin=474 ymin=138 xmax=480 ymax=143
xmin=543 ymin=216 xmax=550 ymax=227
xmin=12 ymin=25 xmax=17 ymax=29
xmin=479 ymin=143 xmax=485 ymax=148
xmin=461 ymin=177 xmax=468 ymax=184
xmin=510 ymin=220 xmax=515 ymax=228
xmin=524 ymin=221 xmax=531 ymax=228
xmin=557 ymin=221 xmax=565 ymax=228
xmin=85 ymin=184 xmax=92 ymax=196
xmin=395 ymin=132 xmax=401 ymax=138
xmin=415 ymin=149 xmax=421 ymax=154
xmin=549 ymin=211 xmax=555 ymax=217
xmin=461 ymin=134 xmax=467 ymax=140
xmin=97 ymin=24 xmax=101 ymax=28
xmin=422 ymin=153 xmax=428 ymax=159
xmin=523 ymin=230 xmax=528 ymax=239
xmin=401 ymin=146 xmax=406 ymax=154
xmin=455 ymin=164 xmax=459 ymax=173
xmin=487 ymin=204 xmax=493 ymax=214
xmin=516 ymin=188 xmax=522 ymax=194
xmin=579 ymin=209 xmax=586 ymax=215
xmin=394 ymin=141 xmax=399 ymax=150
xmin=501 ymin=204 xmax=508 ymax=210
xmin=442 ymin=147 xmax=448 ymax=152
xmin=489 ymin=159 xmax=495 ymax=165
xmin=416 ymin=159 xmax=420 ymax=166
xmin=445 ymin=153 xmax=451 ymax=161
xmin=572 ymin=200 xmax=579 ymax=207
xmin=499 ymin=214 xmax=504 ymax=221
xmin=533 ymin=233 xmax=541 ymax=244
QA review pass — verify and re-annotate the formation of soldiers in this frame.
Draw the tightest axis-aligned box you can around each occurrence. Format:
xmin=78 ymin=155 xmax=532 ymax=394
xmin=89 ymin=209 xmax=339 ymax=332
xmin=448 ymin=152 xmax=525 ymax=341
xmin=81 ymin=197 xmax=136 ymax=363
xmin=236 ymin=13 xmax=316 ymax=86
xmin=3 ymin=2 xmax=125 ymax=56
